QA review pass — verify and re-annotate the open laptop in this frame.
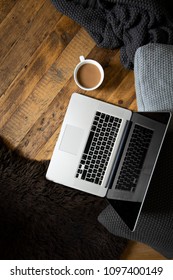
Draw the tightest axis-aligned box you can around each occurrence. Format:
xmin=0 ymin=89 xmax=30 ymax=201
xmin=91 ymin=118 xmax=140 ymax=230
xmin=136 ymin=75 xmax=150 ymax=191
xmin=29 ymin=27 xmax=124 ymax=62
xmin=46 ymin=93 xmax=172 ymax=231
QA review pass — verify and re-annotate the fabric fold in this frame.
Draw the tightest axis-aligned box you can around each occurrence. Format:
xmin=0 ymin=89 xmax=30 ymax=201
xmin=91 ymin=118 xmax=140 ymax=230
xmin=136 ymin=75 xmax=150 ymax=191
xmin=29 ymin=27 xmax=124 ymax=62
xmin=51 ymin=0 xmax=173 ymax=69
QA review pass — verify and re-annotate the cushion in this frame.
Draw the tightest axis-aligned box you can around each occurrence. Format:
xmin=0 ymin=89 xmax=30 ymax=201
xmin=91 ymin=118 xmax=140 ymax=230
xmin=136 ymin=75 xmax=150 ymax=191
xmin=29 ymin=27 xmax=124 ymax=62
xmin=135 ymin=43 xmax=173 ymax=112
xmin=98 ymin=43 xmax=173 ymax=259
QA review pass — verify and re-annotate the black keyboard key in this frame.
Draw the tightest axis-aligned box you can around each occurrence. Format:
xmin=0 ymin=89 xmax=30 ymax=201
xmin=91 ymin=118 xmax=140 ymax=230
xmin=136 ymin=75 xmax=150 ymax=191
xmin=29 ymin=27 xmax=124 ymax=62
xmin=96 ymin=112 xmax=101 ymax=117
xmin=87 ymin=178 xmax=94 ymax=183
xmin=81 ymin=170 xmax=87 ymax=180
xmin=94 ymin=116 xmax=99 ymax=121
xmin=105 ymin=115 xmax=110 ymax=122
xmin=95 ymin=178 xmax=99 ymax=184
xmin=91 ymin=125 xmax=96 ymax=131
xmin=110 ymin=116 xmax=114 ymax=123
xmin=82 ymin=154 xmax=87 ymax=160
xmin=84 ymin=131 xmax=94 ymax=154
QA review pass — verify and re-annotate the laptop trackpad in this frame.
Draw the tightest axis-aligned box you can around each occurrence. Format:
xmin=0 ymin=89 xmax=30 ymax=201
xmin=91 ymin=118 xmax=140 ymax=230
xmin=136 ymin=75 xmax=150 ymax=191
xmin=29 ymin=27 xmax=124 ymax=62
xmin=59 ymin=124 xmax=84 ymax=155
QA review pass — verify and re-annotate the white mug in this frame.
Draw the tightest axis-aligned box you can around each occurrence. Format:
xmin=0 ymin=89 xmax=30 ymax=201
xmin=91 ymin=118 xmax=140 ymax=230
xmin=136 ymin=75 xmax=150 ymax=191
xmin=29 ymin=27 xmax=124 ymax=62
xmin=74 ymin=56 xmax=104 ymax=91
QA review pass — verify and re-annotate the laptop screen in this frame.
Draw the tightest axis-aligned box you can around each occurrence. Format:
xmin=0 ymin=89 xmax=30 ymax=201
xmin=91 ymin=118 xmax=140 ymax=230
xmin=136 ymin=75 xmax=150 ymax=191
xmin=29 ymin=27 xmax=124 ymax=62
xmin=107 ymin=112 xmax=172 ymax=231
xmin=138 ymin=112 xmax=171 ymax=125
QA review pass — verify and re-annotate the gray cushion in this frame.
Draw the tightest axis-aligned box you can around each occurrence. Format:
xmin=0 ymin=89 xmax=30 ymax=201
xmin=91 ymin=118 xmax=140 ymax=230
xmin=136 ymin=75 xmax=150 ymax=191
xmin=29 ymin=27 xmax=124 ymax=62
xmin=135 ymin=43 xmax=173 ymax=112
xmin=98 ymin=43 xmax=173 ymax=259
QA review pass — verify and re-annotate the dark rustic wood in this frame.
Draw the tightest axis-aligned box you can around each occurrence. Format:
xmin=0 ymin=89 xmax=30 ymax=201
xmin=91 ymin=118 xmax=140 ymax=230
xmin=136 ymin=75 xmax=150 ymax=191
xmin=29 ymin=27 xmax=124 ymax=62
xmin=0 ymin=0 xmax=166 ymax=260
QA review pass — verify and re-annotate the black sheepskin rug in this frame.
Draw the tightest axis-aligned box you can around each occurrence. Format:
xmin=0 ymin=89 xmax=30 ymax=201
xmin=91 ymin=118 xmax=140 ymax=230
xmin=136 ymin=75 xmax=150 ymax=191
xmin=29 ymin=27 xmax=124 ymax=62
xmin=0 ymin=137 xmax=127 ymax=260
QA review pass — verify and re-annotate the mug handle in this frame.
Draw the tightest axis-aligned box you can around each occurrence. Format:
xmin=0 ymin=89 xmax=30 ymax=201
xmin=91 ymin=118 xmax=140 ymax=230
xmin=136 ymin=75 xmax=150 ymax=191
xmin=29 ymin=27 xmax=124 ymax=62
xmin=79 ymin=55 xmax=85 ymax=62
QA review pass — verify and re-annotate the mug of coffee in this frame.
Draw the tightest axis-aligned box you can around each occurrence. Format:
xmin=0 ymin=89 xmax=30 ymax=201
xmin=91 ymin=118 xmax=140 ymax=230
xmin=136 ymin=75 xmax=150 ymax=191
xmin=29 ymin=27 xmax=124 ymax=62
xmin=74 ymin=56 xmax=104 ymax=91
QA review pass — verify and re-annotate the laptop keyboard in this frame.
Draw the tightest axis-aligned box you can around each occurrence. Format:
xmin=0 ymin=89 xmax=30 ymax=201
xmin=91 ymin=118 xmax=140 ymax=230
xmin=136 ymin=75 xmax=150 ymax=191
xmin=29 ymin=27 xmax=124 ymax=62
xmin=76 ymin=111 xmax=122 ymax=185
xmin=115 ymin=124 xmax=153 ymax=192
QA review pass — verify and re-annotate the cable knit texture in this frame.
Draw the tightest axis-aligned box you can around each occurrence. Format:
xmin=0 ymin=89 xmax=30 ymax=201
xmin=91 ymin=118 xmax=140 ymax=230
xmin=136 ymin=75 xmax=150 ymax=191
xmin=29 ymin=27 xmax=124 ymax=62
xmin=51 ymin=0 xmax=173 ymax=69
xmin=135 ymin=43 xmax=173 ymax=112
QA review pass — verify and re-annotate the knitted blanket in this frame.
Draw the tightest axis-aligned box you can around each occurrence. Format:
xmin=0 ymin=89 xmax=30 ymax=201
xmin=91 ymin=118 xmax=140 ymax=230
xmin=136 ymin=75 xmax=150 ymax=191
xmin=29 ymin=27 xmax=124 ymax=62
xmin=51 ymin=0 xmax=173 ymax=69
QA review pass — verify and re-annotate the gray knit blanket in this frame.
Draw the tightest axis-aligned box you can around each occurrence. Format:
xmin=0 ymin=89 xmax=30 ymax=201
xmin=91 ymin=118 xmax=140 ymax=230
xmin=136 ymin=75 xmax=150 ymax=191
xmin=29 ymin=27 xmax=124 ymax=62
xmin=51 ymin=0 xmax=173 ymax=69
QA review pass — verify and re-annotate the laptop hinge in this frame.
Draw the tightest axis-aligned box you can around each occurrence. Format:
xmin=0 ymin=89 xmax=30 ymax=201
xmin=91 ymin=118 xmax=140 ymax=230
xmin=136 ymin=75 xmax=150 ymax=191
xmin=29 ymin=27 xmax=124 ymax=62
xmin=106 ymin=120 xmax=132 ymax=191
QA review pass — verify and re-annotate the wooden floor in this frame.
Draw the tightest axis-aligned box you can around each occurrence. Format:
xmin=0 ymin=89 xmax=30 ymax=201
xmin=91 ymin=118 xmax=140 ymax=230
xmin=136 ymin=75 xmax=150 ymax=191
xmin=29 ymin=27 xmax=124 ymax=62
xmin=0 ymin=0 xmax=166 ymax=260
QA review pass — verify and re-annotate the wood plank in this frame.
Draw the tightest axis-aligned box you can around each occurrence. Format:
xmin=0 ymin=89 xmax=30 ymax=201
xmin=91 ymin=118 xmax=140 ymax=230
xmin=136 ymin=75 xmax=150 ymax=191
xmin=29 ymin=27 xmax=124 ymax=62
xmin=129 ymin=98 xmax=137 ymax=111
xmin=0 ymin=0 xmax=46 ymax=63
xmin=0 ymin=0 xmax=61 ymax=97
xmin=35 ymin=131 xmax=62 ymax=161
xmin=0 ymin=16 xmax=80 ymax=127
xmin=0 ymin=0 xmax=17 ymax=23
xmin=107 ymin=71 xmax=136 ymax=108
xmin=121 ymin=241 xmax=166 ymax=260
xmin=93 ymin=52 xmax=133 ymax=105
xmin=0 ymin=28 xmax=96 ymax=147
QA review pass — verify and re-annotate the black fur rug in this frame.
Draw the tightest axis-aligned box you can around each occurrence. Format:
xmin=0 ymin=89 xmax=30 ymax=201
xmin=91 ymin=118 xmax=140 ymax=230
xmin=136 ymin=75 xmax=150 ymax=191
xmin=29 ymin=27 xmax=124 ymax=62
xmin=0 ymin=137 xmax=127 ymax=260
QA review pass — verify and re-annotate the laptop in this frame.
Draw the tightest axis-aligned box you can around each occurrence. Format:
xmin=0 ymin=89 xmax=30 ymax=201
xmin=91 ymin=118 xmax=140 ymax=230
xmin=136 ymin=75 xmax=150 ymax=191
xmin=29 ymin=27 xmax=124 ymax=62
xmin=46 ymin=93 xmax=172 ymax=231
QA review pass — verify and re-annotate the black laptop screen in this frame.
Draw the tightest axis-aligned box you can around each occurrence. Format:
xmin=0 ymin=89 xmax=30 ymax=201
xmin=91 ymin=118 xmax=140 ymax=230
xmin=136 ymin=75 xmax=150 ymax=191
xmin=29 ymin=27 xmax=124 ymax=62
xmin=138 ymin=112 xmax=171 ymax=125
xmin=107 ymin=112 xmax=172 ymax=231
xmin=107 ymin=199 xmax=141 ymax=231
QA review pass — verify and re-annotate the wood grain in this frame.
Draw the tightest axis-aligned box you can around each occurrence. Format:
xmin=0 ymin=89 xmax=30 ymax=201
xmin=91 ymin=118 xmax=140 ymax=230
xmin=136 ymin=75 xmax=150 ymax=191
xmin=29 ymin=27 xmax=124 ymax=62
xmin=0 ymin=0 xmax=165 ymax=260
xmin=0 ymin=0 xmax=16 ymax=23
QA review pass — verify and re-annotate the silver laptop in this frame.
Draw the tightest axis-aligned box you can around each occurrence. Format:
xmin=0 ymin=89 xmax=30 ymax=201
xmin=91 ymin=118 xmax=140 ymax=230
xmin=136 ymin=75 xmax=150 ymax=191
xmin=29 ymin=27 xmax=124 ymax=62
xmin=46 ymin=93 xmax=171 ymax=230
